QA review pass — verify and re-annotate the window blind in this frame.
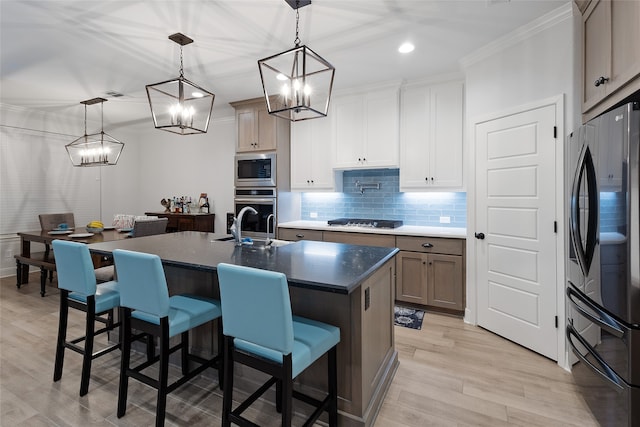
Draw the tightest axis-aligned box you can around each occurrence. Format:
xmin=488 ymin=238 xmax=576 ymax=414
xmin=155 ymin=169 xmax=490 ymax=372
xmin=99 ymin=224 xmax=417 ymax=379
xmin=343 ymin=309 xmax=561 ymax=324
xmin=1 ymin=125 xmax=101 ymax=235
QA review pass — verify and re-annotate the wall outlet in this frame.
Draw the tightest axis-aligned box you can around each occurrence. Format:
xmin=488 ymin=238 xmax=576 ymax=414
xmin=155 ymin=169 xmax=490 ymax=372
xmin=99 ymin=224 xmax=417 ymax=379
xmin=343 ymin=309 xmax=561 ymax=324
xmin=6 ymin=249 xmax=13 ymax=259
xmin=310 ymin=212 xmax=318 ymax=218
xmin=439 ymin=216 xmax=451 ymax=224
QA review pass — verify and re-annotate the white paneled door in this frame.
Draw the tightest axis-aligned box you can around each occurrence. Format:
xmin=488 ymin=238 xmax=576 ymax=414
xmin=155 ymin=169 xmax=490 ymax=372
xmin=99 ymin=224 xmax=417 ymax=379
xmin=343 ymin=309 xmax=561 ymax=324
xmin=475 ymin=103 xmax=558 ymax=360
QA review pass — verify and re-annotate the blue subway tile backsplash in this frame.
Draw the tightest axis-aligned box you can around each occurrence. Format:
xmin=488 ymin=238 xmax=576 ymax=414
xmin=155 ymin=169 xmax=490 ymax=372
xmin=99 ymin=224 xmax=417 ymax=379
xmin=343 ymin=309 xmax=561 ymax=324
xmin=300 ymin=169 xmax=466 ymax=227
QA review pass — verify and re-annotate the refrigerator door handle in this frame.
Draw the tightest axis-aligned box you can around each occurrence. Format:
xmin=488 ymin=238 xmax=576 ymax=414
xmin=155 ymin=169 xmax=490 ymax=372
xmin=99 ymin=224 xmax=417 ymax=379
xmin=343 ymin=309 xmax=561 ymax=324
xmin=566 ymin=323 xmax=626 ymax=392
xmin=567 ymin=282 xmax=625 ymax=338
xmin=569 ymin=145 xmax=599 ymax=276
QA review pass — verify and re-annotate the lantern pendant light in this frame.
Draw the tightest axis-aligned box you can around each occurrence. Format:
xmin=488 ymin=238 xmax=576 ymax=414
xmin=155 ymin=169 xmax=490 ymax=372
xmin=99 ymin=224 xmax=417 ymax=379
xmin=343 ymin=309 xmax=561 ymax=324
xmin=65 ymin=98 xmax=124 ymax=167
xmin=258 ymin=0 xmax=335 ymax=122
xmin=146 ymin=33 xmax=215 ymax=135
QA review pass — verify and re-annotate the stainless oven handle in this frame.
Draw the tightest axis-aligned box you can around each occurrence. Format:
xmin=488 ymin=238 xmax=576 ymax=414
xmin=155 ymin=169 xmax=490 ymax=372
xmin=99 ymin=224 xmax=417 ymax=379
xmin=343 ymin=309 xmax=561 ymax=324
xmin=234 ymin=198 xmax=276 ymax=204
xmin=566 ymin=323 xmax=625 ymax=392
xmin=567 ymin=282 xmax=625 ymax=338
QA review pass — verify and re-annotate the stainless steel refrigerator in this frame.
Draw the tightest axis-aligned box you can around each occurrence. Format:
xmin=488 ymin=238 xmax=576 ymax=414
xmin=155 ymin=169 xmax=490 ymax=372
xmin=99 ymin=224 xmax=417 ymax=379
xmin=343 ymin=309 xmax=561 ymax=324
xmin=566 ymin=102 xmax=639 ymax=427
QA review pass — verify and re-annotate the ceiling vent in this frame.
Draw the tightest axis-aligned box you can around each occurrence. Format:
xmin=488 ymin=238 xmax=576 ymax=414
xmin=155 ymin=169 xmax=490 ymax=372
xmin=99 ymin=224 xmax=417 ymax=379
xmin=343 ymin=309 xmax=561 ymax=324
xmin=105 ymin=90 xmax=125 ymax=98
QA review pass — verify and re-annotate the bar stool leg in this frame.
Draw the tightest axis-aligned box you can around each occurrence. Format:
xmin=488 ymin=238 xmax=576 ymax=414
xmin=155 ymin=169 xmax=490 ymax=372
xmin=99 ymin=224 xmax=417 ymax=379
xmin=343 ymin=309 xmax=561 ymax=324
xmin=53 ymin=290 xmax=69 ymax=382
xmin=217 ymin=319 xmax=224 ymax=390
xmin=40 ymin=267 xmax=47 ymax=297
xmin=156 ymin=321 xmax=170 ymax=427
xmin=281 ymin=355 xmax=293 ymax=427
xmin=328 ymin=346 xmax=338 ymax=427
xmin=222 ymin=336 xmax=234 ymax=427
xmin=181 ymin=331 xmax=189 ymax=376
xmin=117 ymin=308 xmax=132 ymax=418
xmin=79 ymin=297 xmax=96 ymax=396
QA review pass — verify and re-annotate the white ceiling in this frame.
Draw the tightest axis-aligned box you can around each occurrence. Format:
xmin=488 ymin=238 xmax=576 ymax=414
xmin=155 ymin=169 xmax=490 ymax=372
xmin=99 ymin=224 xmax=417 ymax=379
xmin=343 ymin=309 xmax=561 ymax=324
xmin=0 ymin=0 xmax=568 ymax=130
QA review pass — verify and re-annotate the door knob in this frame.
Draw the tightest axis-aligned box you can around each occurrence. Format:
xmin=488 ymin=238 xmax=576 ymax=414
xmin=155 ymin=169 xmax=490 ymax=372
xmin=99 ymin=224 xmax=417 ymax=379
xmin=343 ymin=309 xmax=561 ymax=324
xmin=475 ymin=232 xmax=485 ymax=240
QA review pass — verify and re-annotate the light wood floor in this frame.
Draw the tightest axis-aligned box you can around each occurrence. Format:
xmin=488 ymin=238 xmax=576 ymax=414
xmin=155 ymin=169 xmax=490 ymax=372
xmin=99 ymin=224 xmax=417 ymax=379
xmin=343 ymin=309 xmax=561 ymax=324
xmin=1 ymin=274 xmax=600 ymax=426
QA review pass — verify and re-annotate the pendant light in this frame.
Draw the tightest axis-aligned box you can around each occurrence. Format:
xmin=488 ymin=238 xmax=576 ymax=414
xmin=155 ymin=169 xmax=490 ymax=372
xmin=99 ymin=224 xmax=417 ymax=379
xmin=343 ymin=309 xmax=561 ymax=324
xmin=146 ymin=33 xmax=215 ymax=135
xmin=258 ymin=0 xmax=335 ymax=121
xmin=65 ymin=98 xmax=124 ymax=167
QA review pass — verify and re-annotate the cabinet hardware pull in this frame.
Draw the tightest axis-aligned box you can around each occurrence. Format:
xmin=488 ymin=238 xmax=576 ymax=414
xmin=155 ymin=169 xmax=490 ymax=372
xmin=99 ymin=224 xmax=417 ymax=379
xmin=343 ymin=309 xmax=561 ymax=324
xmin=475 ymin=232 xmax=485 ymax=240
xmin=296 ymin=234 xmax=304 ymax=238
xmin=594 ymin=76 xmax=609 ymax=87
xmin=421 ymin=243 xmax=433 ymax=248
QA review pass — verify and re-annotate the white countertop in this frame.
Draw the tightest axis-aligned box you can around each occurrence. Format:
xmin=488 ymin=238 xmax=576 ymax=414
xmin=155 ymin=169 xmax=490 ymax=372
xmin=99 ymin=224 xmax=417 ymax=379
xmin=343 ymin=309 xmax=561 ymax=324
xmin=278 ymin=220 xmax=467 ymax=239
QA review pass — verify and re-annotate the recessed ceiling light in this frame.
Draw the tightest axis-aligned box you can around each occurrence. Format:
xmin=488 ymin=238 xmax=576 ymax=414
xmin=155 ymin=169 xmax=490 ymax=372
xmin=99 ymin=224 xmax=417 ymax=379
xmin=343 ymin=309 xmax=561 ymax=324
xmin=398 ymin=42 xmax=415 ymax=54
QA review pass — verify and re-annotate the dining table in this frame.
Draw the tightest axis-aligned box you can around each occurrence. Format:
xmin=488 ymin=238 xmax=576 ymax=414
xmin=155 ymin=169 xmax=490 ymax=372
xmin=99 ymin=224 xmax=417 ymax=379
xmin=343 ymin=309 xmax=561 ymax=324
xmin=15 ymin=227 xmax=131 ymax=296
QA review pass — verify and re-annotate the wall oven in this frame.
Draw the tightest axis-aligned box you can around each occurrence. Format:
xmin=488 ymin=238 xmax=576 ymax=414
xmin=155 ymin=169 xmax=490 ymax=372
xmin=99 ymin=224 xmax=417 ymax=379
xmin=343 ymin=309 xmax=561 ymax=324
xmin=235 ymin=153 xmax=276 ymax=187
xmin=233 ymin=188 xmax=276 ymax=239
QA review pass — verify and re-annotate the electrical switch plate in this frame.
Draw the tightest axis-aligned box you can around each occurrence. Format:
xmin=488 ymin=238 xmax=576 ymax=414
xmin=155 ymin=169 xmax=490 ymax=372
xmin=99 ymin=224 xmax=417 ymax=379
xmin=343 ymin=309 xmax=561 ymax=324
xmin=440 ymin=216 xmax=451 ymax=224
xmin=310 ymin=212 xmax=318 ymax=218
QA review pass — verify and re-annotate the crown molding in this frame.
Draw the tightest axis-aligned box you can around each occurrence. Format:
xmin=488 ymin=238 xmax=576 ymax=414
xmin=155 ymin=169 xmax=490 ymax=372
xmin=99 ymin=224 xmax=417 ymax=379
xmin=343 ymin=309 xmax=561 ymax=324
xmin=459 ymin=2 xmax=573 ymax=70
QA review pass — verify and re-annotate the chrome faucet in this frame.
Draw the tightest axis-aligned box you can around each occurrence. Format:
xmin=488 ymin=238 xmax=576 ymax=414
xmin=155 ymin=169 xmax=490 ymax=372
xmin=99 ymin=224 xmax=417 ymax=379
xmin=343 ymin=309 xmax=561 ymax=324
xmin=265 ymin=214 xmax=275 ymax=246
xmin=230 ymin=206 xmax=257 ymax=246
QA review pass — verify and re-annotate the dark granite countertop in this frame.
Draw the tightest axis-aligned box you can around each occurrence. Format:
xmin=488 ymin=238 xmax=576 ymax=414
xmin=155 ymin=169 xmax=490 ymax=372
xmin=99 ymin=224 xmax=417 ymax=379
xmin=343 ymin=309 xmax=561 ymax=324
xmin=88 ymin=231 xmax=398 ymax=294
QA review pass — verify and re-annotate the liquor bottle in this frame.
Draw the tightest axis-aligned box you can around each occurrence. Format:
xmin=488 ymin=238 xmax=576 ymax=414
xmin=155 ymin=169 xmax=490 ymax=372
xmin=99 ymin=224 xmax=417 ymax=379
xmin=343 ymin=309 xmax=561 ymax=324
xmin=202 ymin=198 xmax=210 ymax=214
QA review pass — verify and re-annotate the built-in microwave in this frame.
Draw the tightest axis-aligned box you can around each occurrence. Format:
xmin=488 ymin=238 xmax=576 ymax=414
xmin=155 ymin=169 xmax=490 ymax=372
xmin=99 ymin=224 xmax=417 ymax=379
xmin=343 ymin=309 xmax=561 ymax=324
xmin=235 ymin=153 xmax=276 ymax=187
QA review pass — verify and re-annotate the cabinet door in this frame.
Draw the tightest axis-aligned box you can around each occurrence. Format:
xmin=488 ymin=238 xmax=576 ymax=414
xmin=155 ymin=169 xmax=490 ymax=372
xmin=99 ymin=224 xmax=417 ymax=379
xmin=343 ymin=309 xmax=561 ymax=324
xmin=608 ymin=0 xmax=640 ymax=96
xmin=333 ymin=95 xmax=364 ymax=168
xmin=583 ymin=0 xmax=610 ymax=112
xmin=256 ymin=105 xmax=277 ymax=151
xmin=236 ymin=108 xmax=257 ymax=152
xmin=290 ymin=120 xmax=314 ymax=189
xmin=364 ymin=88 xmax=399 ymax=168
xmin=291 ymin=117 xmax=335 ymax=190
xmin=583 ymin=0 xmax=640 ymax=116
xmin=430 ymin=82 xmax=463 ymax=188
xmin=395 ymin=251 xmax=428 ymax=305
xmin=426 ymin=253 xmax=463 ymax=311
xmin=400 ymin=86 xmax=431 ymax=188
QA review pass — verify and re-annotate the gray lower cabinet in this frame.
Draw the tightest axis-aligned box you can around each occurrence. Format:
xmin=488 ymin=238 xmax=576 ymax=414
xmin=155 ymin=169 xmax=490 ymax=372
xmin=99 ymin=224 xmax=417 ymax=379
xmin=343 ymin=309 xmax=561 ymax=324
xmin=278 ymin=227 xmax=466 ymax=314
xmin=395 ymin=236 xmax=465 ymax=313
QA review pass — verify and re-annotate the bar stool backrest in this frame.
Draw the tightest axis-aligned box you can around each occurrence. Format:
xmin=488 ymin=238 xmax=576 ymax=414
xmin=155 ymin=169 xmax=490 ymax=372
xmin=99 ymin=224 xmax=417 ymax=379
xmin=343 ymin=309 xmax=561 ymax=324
xmin=217 ymin=263 xmax=294 ymax=355
xmin=52 ymin=239 xmax=97 ymax=296
xmin=113 ymin=249 xmax=170 ymax=318
xmin=39 ymin=213 xmax=75 ymax=231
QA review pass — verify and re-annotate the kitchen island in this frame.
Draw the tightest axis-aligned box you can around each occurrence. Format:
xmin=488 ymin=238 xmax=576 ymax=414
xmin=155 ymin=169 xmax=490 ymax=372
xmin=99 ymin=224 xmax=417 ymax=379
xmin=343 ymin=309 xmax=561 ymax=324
xmin=88 ymin=231 xmax=399 ymax=427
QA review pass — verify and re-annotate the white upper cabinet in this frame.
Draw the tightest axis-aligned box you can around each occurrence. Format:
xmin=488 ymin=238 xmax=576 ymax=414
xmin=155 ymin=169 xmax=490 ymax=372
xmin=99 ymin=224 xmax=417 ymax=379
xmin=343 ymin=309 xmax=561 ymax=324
xmin=332 ymin=86 xmax=399 ymax=169
xmin=290 ymin=117 xmax=341 ymax=191
xmin=400 ymin=81 xmax=464 ymax=191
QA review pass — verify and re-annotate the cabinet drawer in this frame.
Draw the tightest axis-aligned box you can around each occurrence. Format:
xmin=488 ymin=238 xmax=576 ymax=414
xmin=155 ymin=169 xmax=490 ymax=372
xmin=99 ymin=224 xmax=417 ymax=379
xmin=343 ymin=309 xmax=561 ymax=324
xmin=323 ymin=231 xmax=395 ymax=247
xmin=395 ymin=235 xmax=463 ymax=255
xmin=278 ymin=228 xmax=323 ymax=241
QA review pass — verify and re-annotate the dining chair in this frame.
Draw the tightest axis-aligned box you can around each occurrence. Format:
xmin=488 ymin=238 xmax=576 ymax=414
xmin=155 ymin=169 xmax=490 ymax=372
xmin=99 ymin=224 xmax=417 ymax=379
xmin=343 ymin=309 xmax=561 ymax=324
xmin=131 ymin=217 xmax=168 ymax=237
xmin=94 ymin=217 xmax=169 ymax=283
xmin=113 ymin=249 xmax=223 ymax=427
xmin=216 ymin=263 xmax=340 ymax=427
xmin=52 ymin=239 xmax=121 ymax=396
xmin=39 ymin=212 xmax=75 ymax=231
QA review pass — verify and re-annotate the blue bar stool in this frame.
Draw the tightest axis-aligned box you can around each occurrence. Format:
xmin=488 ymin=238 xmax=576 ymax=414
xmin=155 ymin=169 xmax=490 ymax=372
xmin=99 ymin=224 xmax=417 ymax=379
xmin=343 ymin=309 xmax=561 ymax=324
xmin=216 ymin=263 xmax=340 ymax=427
xmin=52 ymin=239 xmax=122 ymax=396
xmin=113 ymin=249 xmax=223 ymax=427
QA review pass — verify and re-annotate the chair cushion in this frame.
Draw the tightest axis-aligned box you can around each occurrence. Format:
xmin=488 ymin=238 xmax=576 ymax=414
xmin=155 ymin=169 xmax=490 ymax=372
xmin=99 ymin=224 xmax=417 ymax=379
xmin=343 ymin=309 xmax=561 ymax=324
xmin=132 ymin=294 xmax=221 ymax=338
xmin=94 ymin=265 xmax=115 ymax=283
xmin=234 ymin=315 xmax=340 ymax=379
xmin=68 ymin=280 xmax=120 ymax=313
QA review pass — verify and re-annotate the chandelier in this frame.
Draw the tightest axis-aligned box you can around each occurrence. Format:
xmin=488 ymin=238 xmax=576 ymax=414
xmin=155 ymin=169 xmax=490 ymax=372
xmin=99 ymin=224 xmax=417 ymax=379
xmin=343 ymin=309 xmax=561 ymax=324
xmin=146 ymin=33 xmax=215 ymax=135
xmin=65 ymin=98 xmax=124 ymax=167
xmin=258 ymin=0 xmax=335 ymax=121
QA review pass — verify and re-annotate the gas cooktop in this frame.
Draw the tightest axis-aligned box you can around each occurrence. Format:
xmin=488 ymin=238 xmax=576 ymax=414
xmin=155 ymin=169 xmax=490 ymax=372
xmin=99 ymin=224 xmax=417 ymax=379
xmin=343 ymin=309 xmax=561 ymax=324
xmin=327 ymin=218 xmax=404 ymax=229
